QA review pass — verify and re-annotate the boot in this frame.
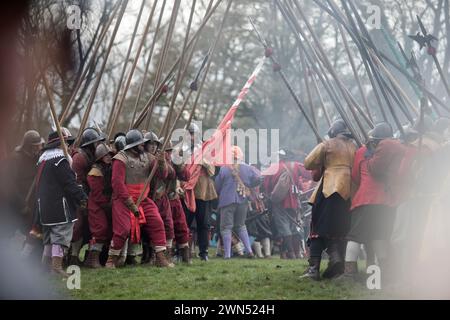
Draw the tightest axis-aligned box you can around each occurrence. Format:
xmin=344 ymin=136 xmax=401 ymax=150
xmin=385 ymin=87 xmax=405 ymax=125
xmin=322 ymin=242 xmax=344 ymax=279
xmin=300 ymin=257 xmax=321 ymax=281
xmin=85 ymin=250 xmax=102 ymax=269
xmin=253 ymin=241 xmax=264 ymax=258
xmin=51 ymin=256 xmax=68 ymax=277
xmin=179 ymin=247 xmax=192 ymax=264
xmin=336 ymin=261 xmax=359 ymax=282
xmin=125 ymin=255 xmax=138 ymax=266
xmin=155 ymin=251 xmax=175 ymax=268
xmin=68 ymin=255 xmax=82 ymax=266
xmin=261 ymin=238 xmax=271 ymax=258
xmin=105 ymin=255 xmax=120 ymax=269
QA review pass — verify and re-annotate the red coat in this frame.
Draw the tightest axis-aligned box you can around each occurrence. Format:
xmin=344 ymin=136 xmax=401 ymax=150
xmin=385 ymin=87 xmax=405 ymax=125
xmin=350 ymin=146 xmax=394 ymax=210
xmin=263 ymin=161 xmax=302 ymax=209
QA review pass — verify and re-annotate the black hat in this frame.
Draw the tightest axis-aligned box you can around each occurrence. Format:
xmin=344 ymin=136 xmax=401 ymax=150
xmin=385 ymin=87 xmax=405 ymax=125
xmin=80 ymin=127 xmax=105 ymax=148
xmin=124 ymin=129 xmax=145 ymax=151
xmin=368 ymin=122 xmax=393 ymax=141
xmin=327 ymin=119 xmax=350 ymax=138
xmin=44 ymin=128 xmax=75 ymax=150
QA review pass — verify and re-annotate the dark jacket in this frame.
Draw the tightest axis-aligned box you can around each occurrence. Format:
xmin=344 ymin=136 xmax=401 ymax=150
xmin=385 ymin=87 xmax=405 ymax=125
xmin=36 ymin=149 xmax=87 ymax=226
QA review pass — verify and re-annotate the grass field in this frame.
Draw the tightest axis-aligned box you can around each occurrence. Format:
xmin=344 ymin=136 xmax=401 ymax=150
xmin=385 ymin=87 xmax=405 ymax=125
xmin=59 ymin=254 xmax=388 ymax=300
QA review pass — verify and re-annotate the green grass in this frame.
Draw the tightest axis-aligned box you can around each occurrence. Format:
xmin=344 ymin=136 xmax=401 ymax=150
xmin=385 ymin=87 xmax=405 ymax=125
xmin=60 ymin=254 xmax=387 ymax=300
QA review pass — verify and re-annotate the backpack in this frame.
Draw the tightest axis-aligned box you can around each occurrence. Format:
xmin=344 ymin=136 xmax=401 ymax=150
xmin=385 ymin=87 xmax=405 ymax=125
xmin=270 ymin=163 xmax=295 ymax=203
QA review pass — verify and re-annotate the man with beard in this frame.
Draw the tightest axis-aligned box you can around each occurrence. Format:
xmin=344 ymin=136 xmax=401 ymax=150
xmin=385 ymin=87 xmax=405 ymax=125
xmin=69 ymin=127 xmax=105 ymax=265
xmin=84 ymin=143 xmax=114 ymax=268
xmin=106 ymin=129 xmax=173 ymax=268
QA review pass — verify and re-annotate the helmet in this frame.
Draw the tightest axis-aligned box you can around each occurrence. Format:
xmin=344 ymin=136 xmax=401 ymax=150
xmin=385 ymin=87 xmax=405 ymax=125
xmin=114 ymin=135 xmax=126 ymax=152
xmin=327 ymin=119 xmax=350 ymax=138
xmin=80 ymin=127 xmax=105 ymax=148
xmin=368 ymin=122 xmax=393 ymax=141
xmin=123 ymin=129 xmax=145 ymax=151
xmin=188 ymin=122 xmax=200 ymax=134
xmin=158 ymin=137 xmax=173 ymax=151
xmin=144 ymin=131 xmax=161 ymax=144
xmin=95 ymin=143 xmax=113 ymax=161
xmin=16 ymin=130 xmax=44 ymax=152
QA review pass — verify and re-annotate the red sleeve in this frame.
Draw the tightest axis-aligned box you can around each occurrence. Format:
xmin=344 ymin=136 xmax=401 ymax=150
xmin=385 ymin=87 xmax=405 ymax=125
xmin=352 ymin=147 xmax=366 ymax=185
xmin=87 ymin=175 xmax=109 ymax=206
xmin=112 ymin=160 xmax=130 ymax=202
xmin=72 ymin=152 xmax=88 ymax=185
xmin=367 ymin=140 xmax=395 ymax=180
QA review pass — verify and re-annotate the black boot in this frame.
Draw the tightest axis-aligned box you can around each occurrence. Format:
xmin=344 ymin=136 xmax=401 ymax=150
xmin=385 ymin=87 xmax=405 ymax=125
xmin=300 ymin=257 xmax=321 ymax=281
xmin=322 ymin=241 xmax=344 ymax=279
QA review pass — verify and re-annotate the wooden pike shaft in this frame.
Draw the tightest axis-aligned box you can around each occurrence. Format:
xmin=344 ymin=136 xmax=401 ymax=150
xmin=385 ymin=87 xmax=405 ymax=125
xmin=311 ymin=71 xmax=332 ymax=126
xmin=59 ymin=2 xmax=121 ymax=124
xmin=129 ymin=0 xmax=166 ymax=130
xmin=77 ymin=0 xmax=129 ymax=144
xmin=132 ymin=0 xmax=224 ymax=129
xmin=107 ymin=0 xmax=160 ymax=138
xmin=106 ymin=0 xmax=147 ymax=133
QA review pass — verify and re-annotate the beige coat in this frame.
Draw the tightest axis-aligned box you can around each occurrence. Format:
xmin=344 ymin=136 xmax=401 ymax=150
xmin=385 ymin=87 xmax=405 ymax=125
xmin=304 ymin=136 xmax=357 ymax=203
xmin=194 ymin=161 xmax=217 ymax=201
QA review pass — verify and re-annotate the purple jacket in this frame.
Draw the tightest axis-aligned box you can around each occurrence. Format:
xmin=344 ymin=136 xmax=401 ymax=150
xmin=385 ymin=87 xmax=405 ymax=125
xmin=214 ymin=163 xmax=261 ymax=209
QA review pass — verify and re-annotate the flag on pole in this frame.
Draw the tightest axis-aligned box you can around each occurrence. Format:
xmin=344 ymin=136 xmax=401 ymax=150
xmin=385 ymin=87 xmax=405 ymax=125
xmin=183 ymin=57 xmax=266 ymax=212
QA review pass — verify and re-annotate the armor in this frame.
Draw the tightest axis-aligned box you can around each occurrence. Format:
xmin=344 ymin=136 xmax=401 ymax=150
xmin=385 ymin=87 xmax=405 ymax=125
xmin=80 ymin=127 xmax=105 ymax=148
xmin=113 ymin=150 xmax=150 ymax=185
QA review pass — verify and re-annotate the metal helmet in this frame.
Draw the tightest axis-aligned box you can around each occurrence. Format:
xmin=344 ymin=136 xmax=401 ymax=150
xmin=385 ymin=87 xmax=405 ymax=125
xmin=188 ymin=122 xmax=200 ymax=134
xmin=123 ymin=129 xmax=145 ymax=151
xmin=368 ymin=122 xmax=393 ymax=141
xmin=158 ymin=137 xmax=173 ymax=151
xmin=433 ymin=117 xmax=450 ymax=135
xmin=80 ymin=127 xmax=105 ymax=148
xmin=61 ymin=127 xmax=76 ymax=145
xmin=144 ymin=131 xmax=160 ymax=144
xmin=114 ymin=135 xmax=127 ymax=152
xmin=327 ymin=119 xmax=350 ymax=138
xmin=95 ymin=143 xmax=113 ymax=162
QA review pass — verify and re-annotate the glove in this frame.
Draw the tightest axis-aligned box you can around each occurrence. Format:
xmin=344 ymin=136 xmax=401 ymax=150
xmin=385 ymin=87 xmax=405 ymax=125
xmin=79 ymin=199 xmax=88 ymax=210
xmin=125 ymin=197 xmax=140 ymax=217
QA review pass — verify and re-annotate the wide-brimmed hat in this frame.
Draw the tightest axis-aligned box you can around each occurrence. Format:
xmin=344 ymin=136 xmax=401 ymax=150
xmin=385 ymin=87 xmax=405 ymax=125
xmin=15 ymin=130 xmax=45 ymax=152
xmin=44 ymin=128 xmax=75 ymax=150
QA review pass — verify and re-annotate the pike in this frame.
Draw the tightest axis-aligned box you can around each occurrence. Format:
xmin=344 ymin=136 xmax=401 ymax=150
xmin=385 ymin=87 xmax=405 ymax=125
xmin=159 ymin=0 xmax=198 ymax=139
xmin=337 ymin=22 xmax=374 ymax=123
xmin=273 ymin=1 xmax=360 ymax=143
xmin=333 ymin=0 xmax=405 ymax=135
xmin=107 ymin=0 xmax=160 ymax=138
xmin=132 ymin=0 xmax=225 ymax=129
xmin=134 ymin=0 xmax=234 ymax=208
xmin=76 ymin=0 xmax=129 ymax=145
xmin=397 ymin=42 xmax=441 ymax=116
xmin=409 ymin=15 xmax=450 ymax=101
xmin=185 ymin=1 xmax=232 ymax=131
xmin=143 ymin=0 xmax=182 ymax=131
xmin=59 ymin=2 xmax=122 ymax=124
xmin=278 ymin=0 xmax=369 ymax=142
xmin=249 ymin=16 xmax=324 ymax=144
xmin=129 ymin=0 xmax=167 ymax=130
xmin=310 ymin=71 xmax=332 ymax=127
xmin=313 ymin=0 xmax=450 ymax=116
xmin=300 ymin=52 xmax=318 ymax=129
xmin=105 ymin=0 xmax=147 ymax=133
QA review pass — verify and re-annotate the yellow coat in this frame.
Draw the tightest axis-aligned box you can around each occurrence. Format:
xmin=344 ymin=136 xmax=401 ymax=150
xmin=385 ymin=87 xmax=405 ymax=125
xmin=304 ymin=136 xmax=357 ymax=203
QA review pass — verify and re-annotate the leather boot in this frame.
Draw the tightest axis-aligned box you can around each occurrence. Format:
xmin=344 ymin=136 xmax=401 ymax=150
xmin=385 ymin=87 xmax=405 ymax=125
xmin=85 ymin=250 xmax=102 ymax=269
xmin=322 ymin=242 xmax=344 ymax=279
xmin=300 ymin=257 xmax=321 ymax=281
xmin=51 ymin=256 xmax=68 ymax=277
xmin=179 ymin=247 xmax=192 ymax=264
xmin=105 ymin=255 xmax=120 ymax=269
xmin=336 ymin=261 xmax=359 ymax=282
xmin=125 ymin=255 xmax=138 ymax=266
xmin=155 ymin=251 xmax=175 ymax=268
xmin=68 ymin=255 xmax=82 ymax=266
